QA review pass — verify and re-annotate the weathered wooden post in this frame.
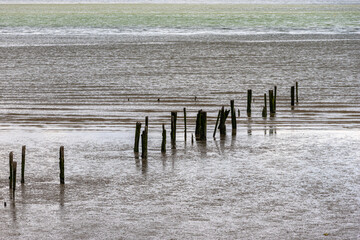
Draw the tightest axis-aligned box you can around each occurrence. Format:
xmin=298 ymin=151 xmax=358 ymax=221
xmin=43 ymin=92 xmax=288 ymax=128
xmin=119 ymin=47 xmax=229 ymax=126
xmin=9 ymin=152 xmax=13 ymax=189
xmin=247 ymin=89 xmax=252 ymax=117
xmin=262 ymin=93 xmax=267 ymax=118
xmin=213 ymin=110 xmax=221 ymax=138
xmin=291 ymin=86 xmax=295 ymax=106
xmin=269 ymin=90 xmax=275 ymax=116
xmin=195 ymin=110 xmax=206 ymax=141
xmin=59 ymin=146 xmax=65 ymax=184
xmin=183 ymin=108 xmax=187 ymax=142
xmin=161 ymin=124 xmax=166 ymax=153
xmin=141 ymin=128 xmax=148 ymax=159
xmin=134 ymin=122 xmax=141 ymax=153
xmin=21 ymin=146 xmax=26 ymax=184
xmin=171 ymin=112 xmax=177 ymax=147
xmin=12 ymin=161 xmax=17 ymax=198
xmin=296 ymin=82 xmax=299 ymax=103
xmin=230 ymin=100 xmax=236 ymax=134
xmin=191 ymin=134 xmax=194 ymax=145
xmin=274 ymin=86 xmax=277 ymax=112
xmin=238 ymin=109 xmax=240 ymax=117
xmin=145 ymin=116 xmax=148 ymax=128
xmin=219 ymin=106 xmax=230 ymax=136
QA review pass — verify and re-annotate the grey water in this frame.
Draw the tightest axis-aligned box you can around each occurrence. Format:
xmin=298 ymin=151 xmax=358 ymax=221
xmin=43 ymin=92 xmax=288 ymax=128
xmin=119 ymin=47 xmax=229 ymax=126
xmin=1 ymin=3 xmax=360 ymax=240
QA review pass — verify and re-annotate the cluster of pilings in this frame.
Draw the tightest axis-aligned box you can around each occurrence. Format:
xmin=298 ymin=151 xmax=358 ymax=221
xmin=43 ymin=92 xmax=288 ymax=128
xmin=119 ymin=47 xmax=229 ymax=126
xmin=6 ymin=145 xmax=65 ymax=204
xmin=134 ymin=82 xmax=300 ymax=159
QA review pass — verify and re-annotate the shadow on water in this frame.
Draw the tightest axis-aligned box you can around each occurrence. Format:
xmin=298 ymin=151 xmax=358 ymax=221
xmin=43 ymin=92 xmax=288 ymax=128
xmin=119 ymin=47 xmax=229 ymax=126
xmin=196 ymin=140 xmax=207 ymax=158
xmin=59 ymin=185 xmax=65 ymax=208
xmin=141 ymin=158 xmax=148 ymax=177
xmin=134 ymin=153 xmax=141 ymax=171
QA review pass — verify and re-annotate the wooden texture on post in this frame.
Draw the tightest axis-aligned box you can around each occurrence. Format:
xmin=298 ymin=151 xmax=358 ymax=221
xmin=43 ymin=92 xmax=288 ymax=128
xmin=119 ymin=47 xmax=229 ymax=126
xmin=171 ymin=112 xmax=177 ymax=147
xmin=262 ymin=93 xmax=267 ymax=118
xmin=230 ymin=100 xmax=236 ymax=133
xmin=219 ymin=106 xmax=230 ymax=136
xmin=274 ymin=86 xmax=277 ymax=112
xmin=247 ymin=89 xmax=252 ymax=117
xmin=145 ymin=116 xmax=148 ymax=128
xmin=183 ymin=108 xmax=187 ymax=142
xmin=59 ymin=146 xmax=65 ymax=184
xmin=296 ymin=82 xmax=299 ymax=103
xmin=291 ymin=86 xmax=295 ymax=106
xmin=9 ymin=152 xmax=13 ymax=189
xmin=195 ymin=110 xmax=207 ymax=141
xmin=21 ymin=145 xmax=26 ymax=184
xmin=213 ymin=110 xmax=221 ymax=138
xmin=141 ymin=128 xmax=148 ymax=159
xmin=134 ymin=122 xmax=141 ymax=153
xmin=161 ymin=124 xmax=166 ymax=153
xmin=12 ymin=161 xmax=17 ymax=198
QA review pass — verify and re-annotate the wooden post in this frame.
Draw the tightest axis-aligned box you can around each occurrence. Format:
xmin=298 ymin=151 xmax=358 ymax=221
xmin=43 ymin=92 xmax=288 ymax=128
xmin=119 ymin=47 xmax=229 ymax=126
xmin=191 ymin=134 xmax=194 ymax=145
xmin=183 ymin=108 xmax=187 ymax=142
xmin=59 ymin=146 xmax=64 ymax=184
xmin=12 ymin=161 xmax=17 ymax=198
xmin=134 ymin=122 xmax=141 ymax=153
xmin=296 ymin=82 xmax=299 ymax=103
xmin=213 ymin=110 xmax=221 ymax=138
xmin=247 ymin=89 xmax=252 ymax=117
xmin=9 ymin=152 xmax=13 ymax=189
xmin=195 ymin=110 xmax=206 ymax=141
xmin=219 ymin=106 xmax=230 ymax=136
xmin=291 ymin=86 xmax=295 ymax=106
xmin=161 ymin=124 xmax=166 ymax=153
xmin=145 ymin=116 xmax=148 ymax=128
xmin=171 ymin=112 xmax=177 ymax=146
xmin=230 ymin=100 xmax=236 ymax=134
xmin=21 ymin=145 xmax=26 ymax=184
xmin=141 ymin=128 xmax=148 ymax=159
xmin=238 ymin=109 xmax=240 ymax=117
xmin=262 ymin=93 xmax=267 ymax=118
xmin=269 ymin=90 xmax=275 ymax=115
xmin=274 ymin=86 xmax=277 ymax=112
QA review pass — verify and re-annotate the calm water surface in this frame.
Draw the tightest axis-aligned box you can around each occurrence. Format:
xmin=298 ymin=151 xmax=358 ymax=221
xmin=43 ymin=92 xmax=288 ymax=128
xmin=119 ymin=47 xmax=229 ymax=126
xmin=0 ymin=3 xmax=360 ymax=240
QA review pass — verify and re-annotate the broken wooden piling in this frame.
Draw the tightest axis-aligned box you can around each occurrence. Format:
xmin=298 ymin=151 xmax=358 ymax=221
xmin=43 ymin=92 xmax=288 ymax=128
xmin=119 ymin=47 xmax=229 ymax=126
xmin=296 ymin=82 xmax=299 ymax=103
xmin=269 ymin=90 xmax=275 ymax=116
xmin=171 ymin=112 xmax=177 ymax=147
xmin=247 ymin=89 xmax=252 ymax=117
xmin=12 ymin=161 xmax=17 ymax=198
xmin=134 ymin=122 xmax=141 ymax=153
xmin=59 ymin=146 xmax=65 ymax=184
xmin=9 ymin=152 xmax=13 ymax=189
xmin=161 ymin=124 xmax=166 ymax=153
xmin=291 ymin=86 xmax=295 ymax=106
xmin=274 ymin=86 xmax=277 ymax=112
xmin=183 ymin=108 xmax=187 ymax=142
xmin=141 ymin=128 xmax=148 ymax=159
xmin=213 ymin=110 xmax=221 ymax=138
xmin=219 ymin=106 xmax=230 ymax=136
xmin=21 ymin=146 xmax=25 ymax=184
xmin=230 ymin=100 xmax=236 ymax=134
xmin=195 ymin=110 xmax=207 ymax=141
xmin=262 ymin=93 xmax=267 ymax=118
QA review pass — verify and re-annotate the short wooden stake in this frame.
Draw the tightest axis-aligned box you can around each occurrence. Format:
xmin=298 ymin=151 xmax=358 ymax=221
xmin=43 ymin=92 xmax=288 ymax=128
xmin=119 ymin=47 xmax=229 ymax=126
xmin=183 ymin=108 xmax=187 ymax=141
xmin=59 ymin=146 xmax=65 ymax=184
xmin=134 ymin=122 xmax=141 ymax=153
xmin=191 ymin=134 xmax=194 ymax=145
xmin=9 ymin=152 xmax=13 ymax=189
xmin=12 ymin=161 xmax=17 ymax=198
xmin=171 ymin=112 xmax=177 ymax=146
xmin=296 ymin=82 xmax=299 ymax=103
xmin=195 ymin=110 xmax=207 ymax=141
xmin=21 ymin=146 xmax=26 ymax=184
xmin=274 ymin=86 xmax=277 ymax=112
xmin=247 ymin=89 xmax=252 ymax=117
xmin=230 ymin=100 xmax=236 ymax=134
xmin=262 ymin=93 xmax=267 ymax=118
xmin=291 ymin=86 xmax=295 ymax=106
xmin=145 ymin=116 xmax=148 ymax=128
xmin=269 ymin=90 xmax=275 ymax=115
xmin=213 ymin=110 xmax=221 ymax=138
xmin=161 ymin=124 xmax=166 ymax=153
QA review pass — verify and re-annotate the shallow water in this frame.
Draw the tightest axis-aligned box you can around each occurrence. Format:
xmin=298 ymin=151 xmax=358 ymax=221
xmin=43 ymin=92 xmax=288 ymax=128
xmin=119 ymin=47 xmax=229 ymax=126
xmin=1 ymin=3 xmax=360 ymax=239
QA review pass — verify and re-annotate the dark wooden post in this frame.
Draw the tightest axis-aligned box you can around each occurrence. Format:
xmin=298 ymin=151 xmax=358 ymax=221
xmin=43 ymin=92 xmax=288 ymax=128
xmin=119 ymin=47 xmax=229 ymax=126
xmin=59 ymin=146 xmax=64 ymax=184
xmin=274 ymin=86 xmax=277 ymax=112
xmin=213 ymin=110 xmax=221 ymax=138
xmin=9 ymin=152 xmax=13 ymax=189
xmin=219 ymin=106 xmax=230 ymax=136
xmin=247 ymin=89 xmax=252 ymax=117
xmin=141 ymin=128 xmax=148 ymax=159
xmin=171 ymin=112 xmax=177 ymax=147
xmin=291 ymin=86 xmax=295 ymax=106
xmin=21 ymin=145 xmax=26 ymax=184
xmin=296 ymin=82 xmax=299 ymax=103
xmin=238 ymin=109 xmax=240 ymax=117
xmin=183 ymin=108 xmax=187 ymax=142
xmin=195 ymin=110 xmax=207 ymax=141
xmin=191 ymin=134 xmax=194 ymax=145
xmin=262 ymin=93 xmax=267 ymax=118
xmin=145 ymin=116 xmax=148 ymax=128
xmin=161 ymin=124 xmax=166 ymax=153
xmin=12 ymin=161 xmax=17 ymax=198
xmin=269 ymin=90 xmax=275 ymax=115
xmin=134 ymin=122 xmax=141 ymax=153
xmin=230 ymin=100 xmax=236 ymax=134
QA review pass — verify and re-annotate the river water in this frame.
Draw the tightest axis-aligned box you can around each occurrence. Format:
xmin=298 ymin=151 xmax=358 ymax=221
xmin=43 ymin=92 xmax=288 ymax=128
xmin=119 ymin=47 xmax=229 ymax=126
xmin=0 ymin=3 xmax=360 ymax=240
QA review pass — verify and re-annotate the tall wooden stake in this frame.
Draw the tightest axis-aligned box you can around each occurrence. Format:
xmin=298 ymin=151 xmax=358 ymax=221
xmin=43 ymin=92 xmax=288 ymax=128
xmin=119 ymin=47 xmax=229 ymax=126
xmin=9 ymin=152 xmax=13 ymax=189
xmin=247 ymin=89 xmax=252 ymax=117
xmin=262 ymin=93 xmax=267 ymax=118
xmin=230 ymin=100 xmax=236 ymax=134
xmin=59 ymin=146 xmax=65 ymax=184
xmin=213 ymin=110 xmax=221 ymax=138
xmin=21 ymin=146 xmax=26 ymax=184
xmin=171 ymin=112 xmax=177 ymax=147
xmin=12 ymin=161 xmax=17 ymax=199
xmin=269 ymin=90 xmax=275 ymax=116
xmin=161 ymin=124 xmax=166 ymax=153
xmin=141 ymin=128 xmax=148 ymax=159
xmin=274 ymin=86 xmax=277 ymax=112
xmin=291 ymin=86 xmax=295 ymax=106
xmin=183 ymin=108 xmax=187 ymax=142
xmin=296 ymin=82 xmax=299 ymax=103
xmin=134 ymin=122 xmax=141 ymax=153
